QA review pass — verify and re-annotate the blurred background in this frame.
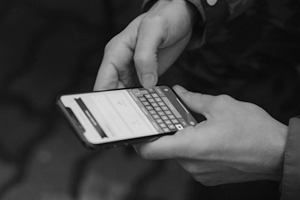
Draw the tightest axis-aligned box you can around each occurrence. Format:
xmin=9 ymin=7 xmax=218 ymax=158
xmin=0 ymin=0 xmax=198 ymax=199
xmin=1 ymin=0 xmax=300 ymax=200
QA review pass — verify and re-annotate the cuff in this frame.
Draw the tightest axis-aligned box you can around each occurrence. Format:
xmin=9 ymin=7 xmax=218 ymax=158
xmin=142 ymin=0 xmax=224 ymax=47
xmin=281 ymin=116 xmax=300 ymax=200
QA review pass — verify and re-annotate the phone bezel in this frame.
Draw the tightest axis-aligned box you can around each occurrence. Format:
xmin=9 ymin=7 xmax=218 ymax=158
xmin=56 ymin=85 xmax=198 ymax=150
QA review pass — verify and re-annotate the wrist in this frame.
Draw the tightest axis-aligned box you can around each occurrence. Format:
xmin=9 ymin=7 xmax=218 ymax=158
xmin=268 ymin=122 xmax=288 ymax=181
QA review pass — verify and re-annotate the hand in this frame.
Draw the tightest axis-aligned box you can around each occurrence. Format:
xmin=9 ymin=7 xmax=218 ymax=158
xmin=94 ymin=0 xmax=197 ymax=90
xmin=135 ymin=85 xmax=288 ymax=186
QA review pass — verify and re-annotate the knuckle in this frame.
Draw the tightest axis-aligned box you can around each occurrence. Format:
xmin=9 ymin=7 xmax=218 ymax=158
xmin=104 ymin=33 xmax=125 ymax=54
xmin=104 ymin=43 xmax=111 ymax=53
xmin=216 ymin=94 xmax=233 ymax=103
xmin=142 ymin=14 xmax=165 ymax=27
xmin=135 ymin=145 xmax=154 ymax=160
xmin=133 ymin=54 xmax=148 ymax=66
xmin=104 ymin=36 xmax=118 ymax=52
xmin=188 ymin=92 xmax=203 ymax=102
xmin=211 ymin=94 xmax=234 ymax=107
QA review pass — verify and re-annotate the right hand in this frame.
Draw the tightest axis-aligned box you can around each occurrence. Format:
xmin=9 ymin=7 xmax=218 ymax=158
xmin=135 ymin=85 xmax=287 ymax=186
xmin=94 ymin=0 xmax=197 ymax=90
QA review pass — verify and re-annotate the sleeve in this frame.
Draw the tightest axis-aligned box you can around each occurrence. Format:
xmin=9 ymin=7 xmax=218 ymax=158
xmin=142 ymin=0 xmax=255 ymax=46
xmin=281 ymin=116 xmax=300 ymax=200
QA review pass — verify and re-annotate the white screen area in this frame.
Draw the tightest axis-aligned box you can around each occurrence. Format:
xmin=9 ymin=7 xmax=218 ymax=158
xmin=61 ymin=90 xmax=158 ymax=144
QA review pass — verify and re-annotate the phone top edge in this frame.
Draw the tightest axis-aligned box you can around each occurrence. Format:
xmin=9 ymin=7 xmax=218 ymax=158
xmin=56 ymin=85 xmax=172 ymax=97
xmin=56 ymin=85 xmax=199 ymax=150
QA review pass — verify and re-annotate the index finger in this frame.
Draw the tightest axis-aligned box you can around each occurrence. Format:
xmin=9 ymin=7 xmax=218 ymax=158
xmin=134 ymin=16 xmax=166 ymax=89
xmin=173 ymin=85 xmax=215 ymax=118
xmin=134 ymin=126 xmax=195 ymax=160
xmin=94 ymin=36 xmax=133 ymax=91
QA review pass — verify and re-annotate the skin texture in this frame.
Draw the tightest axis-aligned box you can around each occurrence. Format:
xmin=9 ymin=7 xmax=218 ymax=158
xmin=135 ymin=85 xmax=288 ymax=185
xmin=94 ymin=0 xmax=288 ymax=186
xmin=94 ymin=0 xmax=195 ymax=90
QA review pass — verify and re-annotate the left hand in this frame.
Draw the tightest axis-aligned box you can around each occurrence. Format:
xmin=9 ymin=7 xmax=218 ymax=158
xmin=135 ymin=85 xmax=288 ymax=186
xmin=93 ymin=0 xmax=196 ymax=90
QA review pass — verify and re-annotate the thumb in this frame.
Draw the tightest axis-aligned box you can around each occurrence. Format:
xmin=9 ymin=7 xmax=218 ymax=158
xmin=134 ymin=126 xmax=195 ymax=160
xmin=134 ymin=16 xmax=166 ymax=89
xmin=173 ymin=85 xmax=214 ymax=118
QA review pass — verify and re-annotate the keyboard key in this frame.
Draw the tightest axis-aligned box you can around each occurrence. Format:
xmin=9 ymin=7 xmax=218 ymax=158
xmin=168 ymin=114 xmax=175 ymax=119
xmin=165 ymin=120 xmax=172 ymax=125
xmin=151 ymin=103 xmax=158 ymax=107
xmin=168 ymin=124 xmax=175 ymax=129
xmin=147 ymin=88 xmax=155 ymax=93
xmin=141 ymin=89 xmax=149 ymax=94
xmin=155 ymin=97 xmax=162 ymax=102
xmin=142 ymin=101 xmax=150 ymax=106
xmin=175 ymin=124 xmax=184 ymax=130
xmin=159 ymin=123 xmax=167 ymax=128
xmin=149 ymin=110 xmax=156 ymax=115
xmin=146 ymin=106 xmax=153 ymax=110
xmin=156 ymin=119 xmax=163 ymax=123
xmin=157 ymin=111 xmax=165 ymax=116
xmin=153 ymin=114 xmax=160 ymax=119
xmin=154 ymin=107 xmax=162 ymax=111
xmin=161 ymin=106 xmax=169 ymax=111
xmin=163 ymin=128 xmax=170 ymax=132
xmin=165 ymin=110 xmax=172 ymax=115
xmin=158 ymin=102 xmax=165 ymax=106
xmin=161 ymin=116 xmax=168 ymax=120
xmin=171 ymin=119 xmax=179 ymax=124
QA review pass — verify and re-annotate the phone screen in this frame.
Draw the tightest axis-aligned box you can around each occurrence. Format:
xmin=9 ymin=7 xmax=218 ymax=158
xmin=58 ymin=86 xmax=197 ymax=147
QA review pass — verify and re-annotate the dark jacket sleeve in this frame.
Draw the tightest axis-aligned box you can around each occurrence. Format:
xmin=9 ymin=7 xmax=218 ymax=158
xmin=281 ymin=116 xmax=300 ymax=200
xmin=142 ymin=0 xmax=255 ymax=46
xmin=142 ymin=1 xmax=300 ymax=199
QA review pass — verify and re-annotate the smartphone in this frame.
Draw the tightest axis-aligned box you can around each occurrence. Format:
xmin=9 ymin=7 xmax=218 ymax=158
xmin=57 ymin=85 xmax=198 ymax=149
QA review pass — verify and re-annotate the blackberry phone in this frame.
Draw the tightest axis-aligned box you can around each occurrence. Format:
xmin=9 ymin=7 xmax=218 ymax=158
xmin=57 ymin=86 xmax=198 ymax=149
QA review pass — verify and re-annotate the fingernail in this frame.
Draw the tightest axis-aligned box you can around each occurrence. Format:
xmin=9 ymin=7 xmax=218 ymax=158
xmin=141 ymin=73 xmax=156 ymax=88
xmin=174 ymin=85 xmax=187 ymax=93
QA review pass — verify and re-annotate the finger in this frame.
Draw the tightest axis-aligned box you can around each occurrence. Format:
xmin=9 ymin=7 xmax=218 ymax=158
xmin=94 ymin=38 xmax=133 ymax=91
xmin=173 ymin=85 xmax=214 ymax=117
xmin=134 ymin=16 xmax=166 ymax=89
xmin=93 ymin=60 xmax=118 ymax=91
xmin=134 ymin=126 xmax=195 ymax=160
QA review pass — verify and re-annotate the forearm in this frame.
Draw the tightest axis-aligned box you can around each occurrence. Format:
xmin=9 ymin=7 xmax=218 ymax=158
xmin=143 ymin=0 xmax=255 ymax=46
xmin=281 ymin=116 xmax=300 ymax=200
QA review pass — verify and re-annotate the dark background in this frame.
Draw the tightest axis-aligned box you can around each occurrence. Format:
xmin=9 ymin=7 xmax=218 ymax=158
xmin=0 ymin=0 xmax=194 ymax=199
xmin=1 ymin=0 xmax=299 ymax=200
